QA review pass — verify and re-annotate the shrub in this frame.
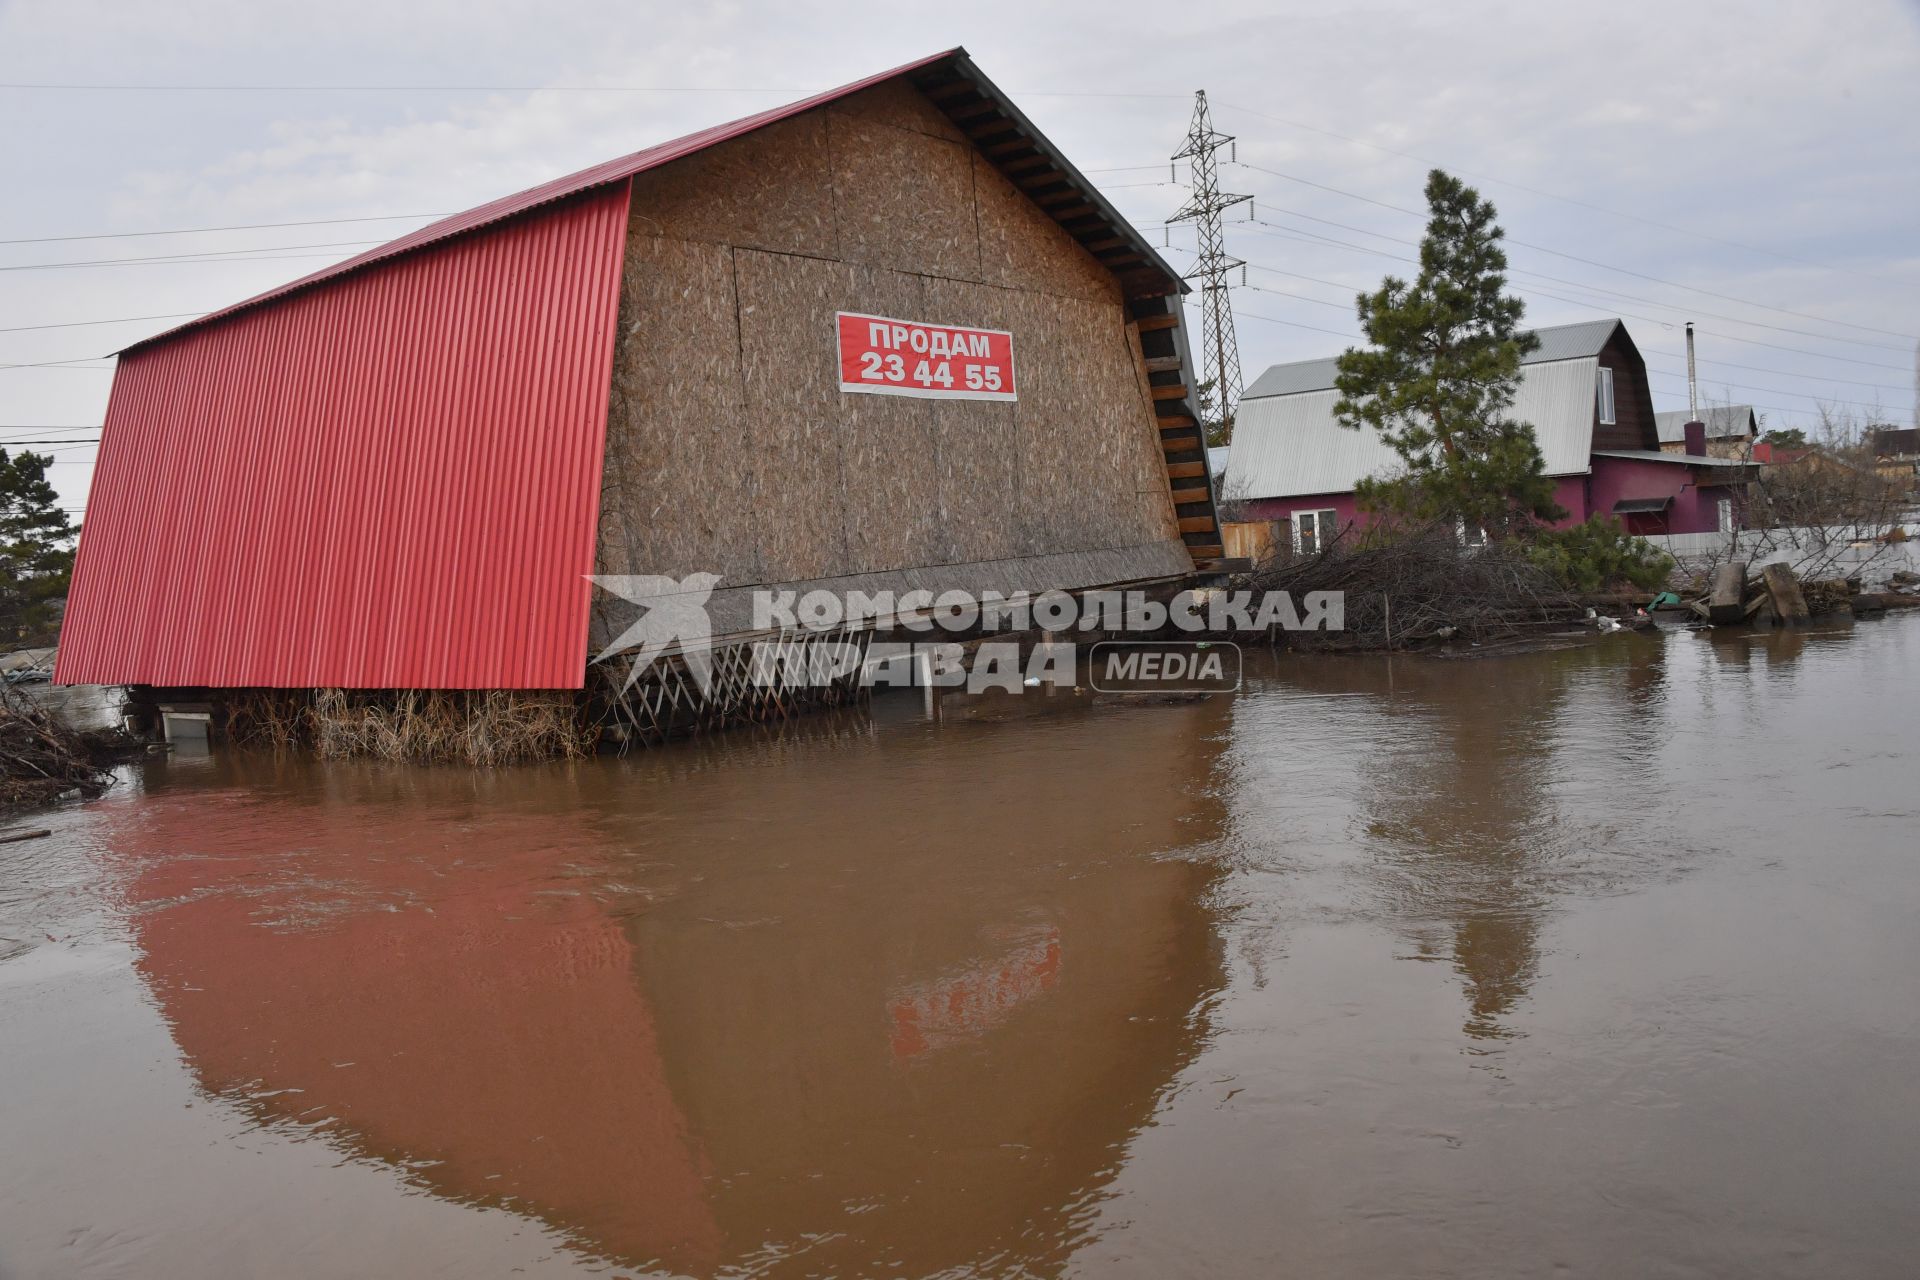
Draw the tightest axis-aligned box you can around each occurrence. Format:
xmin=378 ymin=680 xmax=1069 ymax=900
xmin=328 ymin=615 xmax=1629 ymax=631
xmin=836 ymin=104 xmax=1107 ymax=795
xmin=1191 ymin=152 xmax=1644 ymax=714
xmin=1523 ymin=517 xmax=1674 ymax=593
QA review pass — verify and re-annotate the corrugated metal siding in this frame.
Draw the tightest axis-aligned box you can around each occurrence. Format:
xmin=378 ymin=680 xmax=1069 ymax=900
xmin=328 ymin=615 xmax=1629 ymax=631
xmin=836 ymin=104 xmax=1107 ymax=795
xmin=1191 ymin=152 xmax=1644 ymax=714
xmin=1654 ymin=405 xmax=1757 ymax=443
xmin=1526 ymin=318 xmax=1621 ymax=363
xmin=55 ymin=183 xmax=632 ymax=690
xmin=1225 ymin=357 xmax=1599 ymax=499
xmin=1242 ymin=320 xmax=1623 ymax=402
xmin=1242 ymin=356 xmax=1343 ymax=400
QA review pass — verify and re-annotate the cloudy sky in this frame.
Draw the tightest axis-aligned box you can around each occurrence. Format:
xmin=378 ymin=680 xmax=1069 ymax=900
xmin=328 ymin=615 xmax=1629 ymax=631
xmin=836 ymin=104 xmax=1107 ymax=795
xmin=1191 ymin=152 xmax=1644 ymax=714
xmin=4 ymin=0 xmax=1917 ymax=519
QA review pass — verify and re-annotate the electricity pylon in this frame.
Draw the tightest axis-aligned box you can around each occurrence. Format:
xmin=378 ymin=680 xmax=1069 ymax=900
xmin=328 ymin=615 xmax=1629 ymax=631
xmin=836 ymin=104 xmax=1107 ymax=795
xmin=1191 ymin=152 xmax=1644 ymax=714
xmin=1168 ymin=90 xmax=1251 ymax=443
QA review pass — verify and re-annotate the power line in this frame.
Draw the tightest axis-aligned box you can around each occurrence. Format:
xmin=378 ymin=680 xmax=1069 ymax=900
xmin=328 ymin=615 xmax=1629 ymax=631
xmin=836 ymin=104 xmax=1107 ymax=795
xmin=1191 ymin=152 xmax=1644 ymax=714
xmin=1235 ymin=310 xmax=1361 ymax=341
xmin=1643 ymin=373 xmax=1910 ymax=425
xmin=0 ymin=81 xmax=818 ymax=94
xmin=1 ymin=238 xmax=384 ymax=272
xmin=1242 ymin=282 xmax=1361 ymax=313
xmin=1223 ymin=175 xmax=1918 ymax=350
xmin=0 ymin=212 xmax=446 ymax=246
xmin=1214 ymin=100 xmax=1902 ymax=291
xmin=0 ymin=80 xmax=1187 ymax=100
xmin=0 ymin=312 xmax=205 ymax=334
xmin=1642 ymin=352 xmax=1911 ymax=395
xmin=1235 ymin=216 xmax=1918 ymax=373
xmin=1204 ymin=240 xmax=1915 ymax=419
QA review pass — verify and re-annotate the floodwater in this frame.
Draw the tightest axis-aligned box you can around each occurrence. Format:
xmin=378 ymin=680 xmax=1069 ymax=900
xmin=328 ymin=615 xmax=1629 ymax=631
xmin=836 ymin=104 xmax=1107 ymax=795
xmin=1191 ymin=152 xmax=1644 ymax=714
xmin=3 ymin=620 xmax=1918 ymax=1279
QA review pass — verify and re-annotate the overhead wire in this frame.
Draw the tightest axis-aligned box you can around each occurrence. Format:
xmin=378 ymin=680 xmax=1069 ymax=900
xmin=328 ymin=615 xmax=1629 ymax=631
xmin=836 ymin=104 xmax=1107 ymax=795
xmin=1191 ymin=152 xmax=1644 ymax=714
xmin=0 ymin=212 xmax=447 ymax=246
xmin=1 ymin=238 xmax=386 ymax=272
xmin=1213 ymin=99 xmax=1903 ymax=291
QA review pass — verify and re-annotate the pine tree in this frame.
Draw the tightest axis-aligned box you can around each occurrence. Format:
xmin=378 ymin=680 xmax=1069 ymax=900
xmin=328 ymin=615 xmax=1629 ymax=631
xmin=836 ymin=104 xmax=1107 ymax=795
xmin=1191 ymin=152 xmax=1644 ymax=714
xmin=0 ymin=448 xmax=78 ymax=647
xmin=1334 ymin=169 xmax=1564 ymax=536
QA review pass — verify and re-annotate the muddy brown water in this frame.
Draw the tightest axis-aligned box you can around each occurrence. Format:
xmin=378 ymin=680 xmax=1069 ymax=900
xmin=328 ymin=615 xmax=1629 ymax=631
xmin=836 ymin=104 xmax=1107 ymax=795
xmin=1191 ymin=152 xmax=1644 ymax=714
xmin=3 ymin=619 xmax=1918 ymax=1278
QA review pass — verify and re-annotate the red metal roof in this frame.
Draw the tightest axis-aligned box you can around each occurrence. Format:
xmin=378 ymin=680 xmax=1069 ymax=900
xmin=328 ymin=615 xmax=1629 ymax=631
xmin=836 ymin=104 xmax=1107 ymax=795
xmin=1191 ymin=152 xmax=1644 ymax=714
xmin=125 ymin=48 xmax=963 ymax=354
xmin=55 ymin=183 xmax=632 ymax=689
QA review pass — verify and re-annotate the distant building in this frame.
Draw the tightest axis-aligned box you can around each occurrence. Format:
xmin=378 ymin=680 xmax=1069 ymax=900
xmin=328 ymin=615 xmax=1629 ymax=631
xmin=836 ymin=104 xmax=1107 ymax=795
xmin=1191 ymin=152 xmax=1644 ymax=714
xmin=1224 ymin=319 xmax=1756 ymax=550
xmin=1656 ymin=405 xmax=1757 ymax=460
xmin=1870 ymin=427 xmax=1920 ymax=495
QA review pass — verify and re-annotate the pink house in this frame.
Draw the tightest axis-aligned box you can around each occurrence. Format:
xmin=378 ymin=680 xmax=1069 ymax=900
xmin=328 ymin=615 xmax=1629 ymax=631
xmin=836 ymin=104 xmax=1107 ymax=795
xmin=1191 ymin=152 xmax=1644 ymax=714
xmin=1223 ymin=319 xmax=1756 ymax=551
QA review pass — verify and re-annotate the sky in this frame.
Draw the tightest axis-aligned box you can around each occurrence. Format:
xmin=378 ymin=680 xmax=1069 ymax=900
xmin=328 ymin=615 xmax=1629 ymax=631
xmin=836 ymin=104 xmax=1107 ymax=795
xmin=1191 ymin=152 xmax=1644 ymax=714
xmin=3 ymin=0 xmax=1918 ymax=521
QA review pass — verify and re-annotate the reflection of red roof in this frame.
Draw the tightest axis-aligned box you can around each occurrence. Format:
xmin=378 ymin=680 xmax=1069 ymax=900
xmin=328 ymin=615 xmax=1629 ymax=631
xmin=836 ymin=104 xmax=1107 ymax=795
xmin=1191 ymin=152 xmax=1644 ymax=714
xmin=117 ymin=797 xmax=721 ymax=1271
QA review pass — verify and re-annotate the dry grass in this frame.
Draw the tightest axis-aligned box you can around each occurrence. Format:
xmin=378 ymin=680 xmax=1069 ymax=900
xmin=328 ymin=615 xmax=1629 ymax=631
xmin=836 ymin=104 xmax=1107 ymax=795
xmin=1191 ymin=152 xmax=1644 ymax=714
xmin=226 ymin=688 xmax=593 ymax=766
xmin=1 ymin=683 xmax=132 ymax=810
xmin=1247 ymin=526 xmax=1584 ymax=651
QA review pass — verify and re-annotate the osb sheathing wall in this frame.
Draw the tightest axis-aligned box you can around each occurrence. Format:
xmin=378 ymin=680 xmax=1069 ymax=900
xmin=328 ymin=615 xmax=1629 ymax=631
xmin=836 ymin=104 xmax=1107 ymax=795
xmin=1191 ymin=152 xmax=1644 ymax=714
xmin=596 ymin=80 xmax=1184 ymax=617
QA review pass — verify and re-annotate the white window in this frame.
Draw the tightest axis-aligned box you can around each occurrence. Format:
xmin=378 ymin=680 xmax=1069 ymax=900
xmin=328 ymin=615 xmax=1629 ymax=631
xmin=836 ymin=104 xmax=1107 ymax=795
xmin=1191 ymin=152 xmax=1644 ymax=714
xmin=1717 ymin=495 xmax=1734 ymax=534
xmin=1597 ymin=366 xmax=1617 ymax=425
xmin=1293 ymin=508 xmax=1338 ymax=555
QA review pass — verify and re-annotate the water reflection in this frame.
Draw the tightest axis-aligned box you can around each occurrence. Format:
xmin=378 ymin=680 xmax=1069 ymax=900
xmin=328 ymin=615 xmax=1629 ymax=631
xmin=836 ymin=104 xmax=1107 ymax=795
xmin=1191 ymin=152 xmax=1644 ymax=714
xmin=107 ymin=701 xmax=1231 ymax=1276
xmin=1237 ymin=638 xmax=1674 ymax=1042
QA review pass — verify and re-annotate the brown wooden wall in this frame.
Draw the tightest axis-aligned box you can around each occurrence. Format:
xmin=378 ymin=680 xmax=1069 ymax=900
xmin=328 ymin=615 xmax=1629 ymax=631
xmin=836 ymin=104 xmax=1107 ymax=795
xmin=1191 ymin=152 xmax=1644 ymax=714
xmin=1591 ymin=328 xmax=1659 ymax=452
xmin=595 ymin=81 xmax=1182 ymax=599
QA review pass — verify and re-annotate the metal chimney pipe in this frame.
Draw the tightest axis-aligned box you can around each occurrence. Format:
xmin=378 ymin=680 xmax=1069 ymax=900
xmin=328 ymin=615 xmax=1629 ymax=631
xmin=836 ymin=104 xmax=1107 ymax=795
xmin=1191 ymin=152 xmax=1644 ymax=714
xmin=1685 ymin=322 xmax=1699 ymax=422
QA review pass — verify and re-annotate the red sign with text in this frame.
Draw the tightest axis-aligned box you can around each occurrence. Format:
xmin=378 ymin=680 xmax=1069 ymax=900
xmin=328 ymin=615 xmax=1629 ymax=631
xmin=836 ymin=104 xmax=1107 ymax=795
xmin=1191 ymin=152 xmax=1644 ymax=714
xmin=836 ymin=311 xmax=1017 ymax=403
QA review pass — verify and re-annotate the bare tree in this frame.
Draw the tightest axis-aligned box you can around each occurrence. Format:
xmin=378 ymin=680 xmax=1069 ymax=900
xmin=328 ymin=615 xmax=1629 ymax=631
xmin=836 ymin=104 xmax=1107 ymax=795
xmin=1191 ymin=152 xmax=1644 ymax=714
xmin=1731 ymin=402 xmax=1911 ymax=583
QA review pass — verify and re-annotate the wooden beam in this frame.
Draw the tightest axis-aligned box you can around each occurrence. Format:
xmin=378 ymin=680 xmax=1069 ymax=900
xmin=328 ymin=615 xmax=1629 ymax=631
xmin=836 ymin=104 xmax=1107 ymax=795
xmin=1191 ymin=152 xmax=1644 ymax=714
xmin=1143 ymin=355 xmax=1183 ymax=374
xmin=982 ymin=138 xmax=1035 ymax=158
xmin=1166 ymin=461 xmax=1208 ymax=479
xmin=1082 ymin=235 xmax=1126 ymax=252
xmin=1762 ymin=562 xmax=1811 ymax=626
xmin=966 ymin=119 xmax=1021 ymax=141
xmin=1162 ymin=437 xmax=1203 ymax=455
xmin=947 ymin=100 xmax=1002 ymax=123
xmin=1034 ymin=187 xmax=1081 ymax=207
xmin=1170 ymin=486 xmax=1212 ymax=504
xmin=1151 ymin=384 xmax=1190 ymax=401
xmin=1049 ymin=202 xmax=1098 ymax=222
xmin=1186 ymin=544 xmax=1226 ymax=559
xmin=1016 ymin=172 xmax=1069 ymax=192
xmin=923 ymin=80 xmax=979 ymax=103
xmin=1156 ymin=413 xmax=1196 ymax=428
xmin=1135 ymin=313 xmax=1180 ymax=332
xmin=1709 ymin=561 xmax=1748 ymax=624
xmin=1178 ymin=517 xmax=1218 ymax=534
xmin=1001 ymin=154 xmax=1053 ymax=176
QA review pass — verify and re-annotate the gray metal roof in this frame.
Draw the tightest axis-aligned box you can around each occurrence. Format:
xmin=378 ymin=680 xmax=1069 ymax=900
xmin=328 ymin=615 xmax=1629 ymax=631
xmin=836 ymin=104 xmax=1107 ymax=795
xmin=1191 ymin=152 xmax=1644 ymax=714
xmin=1241 ymin=319 xmax=1625 ymax=401
xmin=1653 ymin=405 xmax=1758 ymax=443
xmin=1591 ymin=449 xmax=1753 ymax=468
xmin=1207 ymin=445 xmax=1230 ymax=479
xmin=1526 ymin=318 xmax=1625 ymax=364
xmin=1226 ymin=357 xmax=1602 ymax=500
xmin=1243 ymin=355 xmax=1346 ymax=400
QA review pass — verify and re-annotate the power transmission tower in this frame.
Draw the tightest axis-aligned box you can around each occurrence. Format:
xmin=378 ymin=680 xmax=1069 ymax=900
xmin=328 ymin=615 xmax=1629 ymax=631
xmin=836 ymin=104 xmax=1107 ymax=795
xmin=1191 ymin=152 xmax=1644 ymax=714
xmin=1168 ymin=90 xmax=1250 ymax=444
